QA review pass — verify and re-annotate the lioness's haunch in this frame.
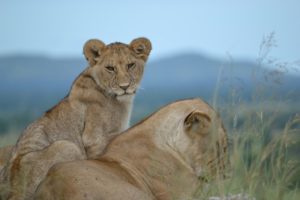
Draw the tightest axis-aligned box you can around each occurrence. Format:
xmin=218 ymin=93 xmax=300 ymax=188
xmin=0 ymin=37 xmax=152 ymax=200
xmin=35 ymin=98 xmax=228 ymax=200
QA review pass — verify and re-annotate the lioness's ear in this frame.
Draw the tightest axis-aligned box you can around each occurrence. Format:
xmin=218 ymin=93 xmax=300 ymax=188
xmin=83 ymin=39 xmax=106 ymax=66
xmin=184 ymin=111 xmax=211 ymax=135
xmin=129 ymin=37 xmax=152 ymax=61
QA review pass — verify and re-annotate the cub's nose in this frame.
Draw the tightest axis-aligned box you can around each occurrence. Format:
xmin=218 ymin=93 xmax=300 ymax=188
xmin=119 ymin=83 xmax=130 ymax=91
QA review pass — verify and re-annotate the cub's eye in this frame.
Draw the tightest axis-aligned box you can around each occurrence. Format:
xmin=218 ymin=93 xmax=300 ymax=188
xmin=105 ymin=66 xmax=115 ymax=72
xmin=127 ymin=63 xmax=136 ymax=70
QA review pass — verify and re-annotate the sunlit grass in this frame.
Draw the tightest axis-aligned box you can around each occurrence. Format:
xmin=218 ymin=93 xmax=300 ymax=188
xmin=196 ymin=108 xmax=300 ymax=200
xmin=196 ymin=32 xmax=300 ymax=200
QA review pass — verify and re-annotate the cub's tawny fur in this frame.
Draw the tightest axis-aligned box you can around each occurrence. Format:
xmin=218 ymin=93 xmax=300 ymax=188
xmin=0 ymin=37 xmax=152 ymax=200
xmin=35 ymin=99 xmax=228 ymax=200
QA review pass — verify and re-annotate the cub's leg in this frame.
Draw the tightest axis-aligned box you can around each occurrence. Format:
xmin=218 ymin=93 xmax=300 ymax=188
xmin=8 ymin=140 xmax=86 ymax=200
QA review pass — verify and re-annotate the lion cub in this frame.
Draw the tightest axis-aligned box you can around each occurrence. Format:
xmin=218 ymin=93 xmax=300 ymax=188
xmin=0 ymin=37 xmax=152 ymax=200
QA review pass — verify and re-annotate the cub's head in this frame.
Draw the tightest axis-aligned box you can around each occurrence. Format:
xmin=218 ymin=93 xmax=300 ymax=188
xmin=83 ymin=37 xmax=152 ymax=98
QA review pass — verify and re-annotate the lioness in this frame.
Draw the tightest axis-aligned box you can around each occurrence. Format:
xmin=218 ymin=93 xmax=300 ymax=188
xmin=0 ymin=37 xmax=152 ymax=200
xmin=35 ymin=98 xmax=228 ymax=200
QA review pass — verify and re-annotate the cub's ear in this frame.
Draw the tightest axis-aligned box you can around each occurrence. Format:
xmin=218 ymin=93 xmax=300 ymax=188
xmin=184 ymin=111 xmax=211 ymax=136
xmin=129 ymin=37 xmax=152 ymax=61
xmin=83 ymin=39 xmax=106 ymax=66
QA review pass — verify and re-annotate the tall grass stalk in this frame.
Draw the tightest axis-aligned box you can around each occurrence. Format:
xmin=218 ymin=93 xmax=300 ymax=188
xmin=197 ymin=32 xmax=300 ymax=200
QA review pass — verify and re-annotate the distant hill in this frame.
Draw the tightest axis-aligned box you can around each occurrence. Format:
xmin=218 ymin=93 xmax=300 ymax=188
xmin=1 ymin=53 xmax=299 ymax=96
xmin=0 ymin=53 xmax=299 ymax=132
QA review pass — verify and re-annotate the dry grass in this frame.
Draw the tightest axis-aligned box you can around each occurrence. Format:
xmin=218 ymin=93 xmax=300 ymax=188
xmin=195 ymin=106 xmax=300 ymax=200
xmin=195 ymin=32 xmax=300 ymax=200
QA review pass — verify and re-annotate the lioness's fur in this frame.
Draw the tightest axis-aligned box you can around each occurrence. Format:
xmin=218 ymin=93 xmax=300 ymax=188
xmin=0 ymin=37 xmax=152 ymax=200
xmin=35 ymin=99 xmax=228 ymax=200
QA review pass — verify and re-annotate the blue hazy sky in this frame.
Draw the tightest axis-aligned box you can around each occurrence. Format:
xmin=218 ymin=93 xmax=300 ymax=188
xmin=1 ymin=0 xmax=299 ymax=62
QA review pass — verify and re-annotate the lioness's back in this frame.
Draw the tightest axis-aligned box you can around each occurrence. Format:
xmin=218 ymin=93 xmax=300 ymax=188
xmin=35 ymin=160 xmax=153 ymax=200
